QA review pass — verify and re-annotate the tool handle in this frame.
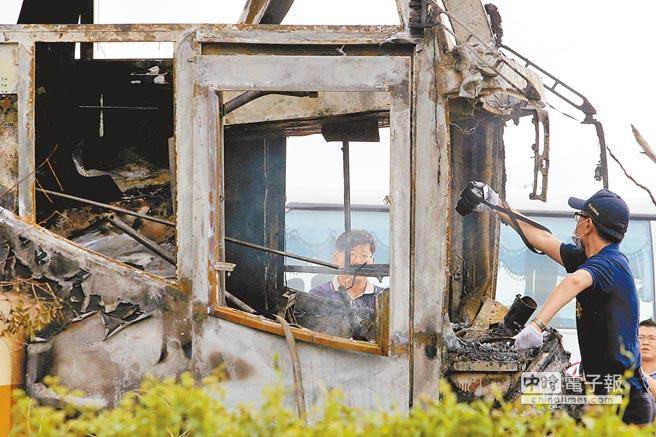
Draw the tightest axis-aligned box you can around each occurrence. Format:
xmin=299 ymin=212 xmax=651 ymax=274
xmin=482 ymin=198 xmax=551 ymax=254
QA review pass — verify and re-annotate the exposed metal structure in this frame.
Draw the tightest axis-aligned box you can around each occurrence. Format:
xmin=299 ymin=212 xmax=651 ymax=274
xmin=0 ymin=0 xmax=604 ymax=413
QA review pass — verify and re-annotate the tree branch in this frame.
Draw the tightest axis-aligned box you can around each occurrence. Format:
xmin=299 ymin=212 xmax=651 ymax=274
xmin=631 ymin=124 xmax=656 ymax=165
xmin=606 ymin=145 xmax=656 ymax=207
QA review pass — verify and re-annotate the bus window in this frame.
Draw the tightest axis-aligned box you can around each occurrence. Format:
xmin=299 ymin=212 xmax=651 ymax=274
xmin=496 ymin=215 xmax=655 ymax=328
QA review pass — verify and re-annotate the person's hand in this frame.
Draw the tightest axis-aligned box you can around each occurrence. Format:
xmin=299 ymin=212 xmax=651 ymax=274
xmin=456 ymin=181 xmax=501 ymax=216
xmin=474 ymin=183 xmax=501 ymax=212
xmin=513 ymin=324 xmax=545 ymax=350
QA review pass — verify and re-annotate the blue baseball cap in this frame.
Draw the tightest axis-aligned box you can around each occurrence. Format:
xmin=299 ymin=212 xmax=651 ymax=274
xmin=568 ymin=189 xmax=630 ymax=240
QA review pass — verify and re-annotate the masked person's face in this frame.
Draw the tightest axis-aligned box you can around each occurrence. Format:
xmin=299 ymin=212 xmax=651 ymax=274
xmin=572 ymin=212 xmax=592 ymax=249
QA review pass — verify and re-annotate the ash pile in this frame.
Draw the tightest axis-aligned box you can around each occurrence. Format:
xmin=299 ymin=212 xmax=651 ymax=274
xmin=445 ymin=295 xmax=572 ymax=402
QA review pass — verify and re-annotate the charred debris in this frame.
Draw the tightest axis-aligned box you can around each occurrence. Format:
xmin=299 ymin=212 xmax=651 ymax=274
xmin=0 ymin=0 xmax=609 ymax=411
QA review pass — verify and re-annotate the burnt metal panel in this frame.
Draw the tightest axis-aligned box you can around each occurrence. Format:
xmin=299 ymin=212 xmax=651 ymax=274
xmin=0 ymin=207 xmax=189 ymax=407
xmin=224 ymin=134 xmax=285 ymax=312
xmin=442 ymin=0 xmax=494 ymax=45
xmin=200 ymin=316 xmax=409 ymax=411
xmin=194 ymin=55 xmax=411 ymax=91
xmin=0 ymin=44 xmax=19 ymax=94
xmin=448 ymin=100 xmax=505 ymax=323
xmin=0 ymin=94 xmax=18 ymax=211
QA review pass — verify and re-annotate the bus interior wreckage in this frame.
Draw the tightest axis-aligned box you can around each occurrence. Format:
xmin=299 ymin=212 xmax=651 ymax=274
xmin=0 ymin=0 xmax=610 ymax=412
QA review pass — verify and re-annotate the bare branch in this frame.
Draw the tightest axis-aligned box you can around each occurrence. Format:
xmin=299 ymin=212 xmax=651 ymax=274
xmin=631 ymin=124 xmax=656 ymax=165
xmin=606 ymin=145 xmax=656 ymax=207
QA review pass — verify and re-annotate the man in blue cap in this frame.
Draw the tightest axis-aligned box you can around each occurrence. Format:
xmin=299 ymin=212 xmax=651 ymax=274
xmin=469 ymin=183 xmax=653 ymax=424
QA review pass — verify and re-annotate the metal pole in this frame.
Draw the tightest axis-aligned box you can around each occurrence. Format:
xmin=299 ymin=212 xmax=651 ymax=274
xmin=225 ymin=290 xmax=256 ymax=313
xmin=224 ymin=237 xmax=338 ymax=269
xmin=342 ymin=141 xmax=352 ymax=266
xmin=106 ymin=215 xmax=177 ymax=266
xmin=39 ymin=188 xmax=338 ymax=269
xmin=38 ymin=188 xmax=175 ymax=226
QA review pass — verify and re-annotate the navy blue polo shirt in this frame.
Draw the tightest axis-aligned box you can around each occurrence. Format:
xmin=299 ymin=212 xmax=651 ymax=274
xmin=560 ymin=242 xmax=646 ymax=392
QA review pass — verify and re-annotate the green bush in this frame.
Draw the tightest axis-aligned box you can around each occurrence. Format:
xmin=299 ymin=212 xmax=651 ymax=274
xmin=10 ymin=372 xmax=656 ymax=437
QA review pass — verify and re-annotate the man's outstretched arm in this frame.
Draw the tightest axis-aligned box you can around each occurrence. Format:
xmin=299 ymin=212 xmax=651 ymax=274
xmin=494 ymin=206 xmax=565 ymax=266
xmin=464 ymin=182 xmax=565 ymax=266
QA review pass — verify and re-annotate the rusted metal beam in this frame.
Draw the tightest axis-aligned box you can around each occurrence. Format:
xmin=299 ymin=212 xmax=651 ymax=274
xmin=37 ymin=188 xmax=175 ymax=226
xmin=499 ymin=44 xmax=609 ymax=189
xmin=37 ymin=188 xmax=337 ymax=269
xmin=219 ymin=90 xmax=317 ymax=116
xmin=239 ymin=0 xmax=295 ymax=25
xmin=17 ymin=42 xmax=35 ymax=223
xmin=225 ymin=291 xmax=256 ymax=313
xmin=0 ymin=24 xmax=401 ymax=47
xmin=284 ymin=264 xmax=389 ymax=278
xmin=106 ymin=215 xmax=177 ymax=266
xmin=224 ymin=238 xmax=338 ymax=269
xmin=530 ymin=109 xmax=550 ymax=202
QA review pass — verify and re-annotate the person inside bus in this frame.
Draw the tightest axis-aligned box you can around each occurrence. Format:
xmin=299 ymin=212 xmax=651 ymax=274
xmin=309 ymin=229 xmax=383 ymax=311
xmin=462 ymin=182 xmax=653 ymax=425
xmin=639 ymin=318 xmax=656 ymax=401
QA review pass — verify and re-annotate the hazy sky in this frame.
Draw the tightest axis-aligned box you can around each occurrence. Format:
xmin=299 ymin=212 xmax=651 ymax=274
xmin=1 ymin=0 xmax=655 ymax=213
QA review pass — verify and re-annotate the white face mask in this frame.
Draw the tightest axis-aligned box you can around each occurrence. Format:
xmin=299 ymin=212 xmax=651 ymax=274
xmin=571 ymin=220 xmax=590 ymax=249
xmin=571 ymin=233 xmax=583 ymax=249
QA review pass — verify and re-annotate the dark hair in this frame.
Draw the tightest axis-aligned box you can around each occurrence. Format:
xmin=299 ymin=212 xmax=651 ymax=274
xmin=592 ymin=220 xmax=624 ymax=244
xmin=640 ymin=319 xmax=656 ymax=328
xmin=335 ymin=230 xmax=375 ymax=254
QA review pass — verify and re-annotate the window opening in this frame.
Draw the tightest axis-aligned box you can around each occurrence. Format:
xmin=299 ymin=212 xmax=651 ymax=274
xmin=219 ymin=90 xmax=392 ymax=346
xmin=34 ymin=42 xmax=177 ymax=280
xmin=496 ymin=215 xmax=655 ymax=329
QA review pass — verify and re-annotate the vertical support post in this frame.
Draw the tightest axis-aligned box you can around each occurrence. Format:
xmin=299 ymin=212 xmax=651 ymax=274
xmin=191 ymin=85 xmax=213 ymax=380
xmin=410 ymin=28 xmax=448 ymax=405
xmin=79 ymin=0 xmax=94 ymax=60
xmin=174 ymin=33 xmax=198 ymax=377
xmin=395 ymin=0 xmax=411 ymax=31
xmin=174 ymin=33 xmax=197 ymax=283
xmin=342 ymin=141 xmax=352 ymax=265
xmin=191 ymin=82 xmax=224 ymax=381
xmin=17 ymin=43 xmax=35 ymax=224
xmin=210 ymin=90 xmax=226 ymax=308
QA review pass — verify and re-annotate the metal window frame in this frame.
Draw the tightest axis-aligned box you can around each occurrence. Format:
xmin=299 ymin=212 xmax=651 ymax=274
xmin=191 ymin=54 xmax=411 ymax=354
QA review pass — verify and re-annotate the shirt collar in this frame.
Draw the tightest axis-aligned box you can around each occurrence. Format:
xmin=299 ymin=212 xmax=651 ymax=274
xmin=331 ymin=276 xmax=375 ymax=299
xmin=600 ymin=243 xmax=620 ymax=253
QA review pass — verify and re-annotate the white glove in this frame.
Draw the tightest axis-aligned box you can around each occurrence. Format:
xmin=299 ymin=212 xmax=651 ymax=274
xmin=513 ymin=324 xmax=545 ymax=350
xmin=474 ymin=184 xmax=501 ymax=212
